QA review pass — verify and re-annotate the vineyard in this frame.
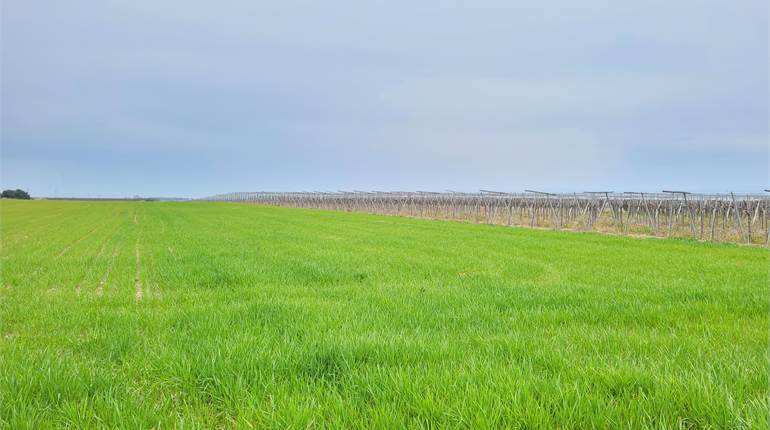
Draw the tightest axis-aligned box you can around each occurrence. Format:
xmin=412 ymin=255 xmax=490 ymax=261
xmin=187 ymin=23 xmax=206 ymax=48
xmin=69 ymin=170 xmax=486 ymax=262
xmin=203 ymin=191 xmax=770 ymax=245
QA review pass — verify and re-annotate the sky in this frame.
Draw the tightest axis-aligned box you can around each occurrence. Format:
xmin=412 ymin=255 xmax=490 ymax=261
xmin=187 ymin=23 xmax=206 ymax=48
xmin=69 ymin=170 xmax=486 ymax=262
xmin=2 ymin=0 xmax=767 ymax=198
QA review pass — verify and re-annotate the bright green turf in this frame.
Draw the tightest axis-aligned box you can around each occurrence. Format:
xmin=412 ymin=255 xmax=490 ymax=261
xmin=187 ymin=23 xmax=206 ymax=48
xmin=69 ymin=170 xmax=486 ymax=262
xmin=1 ymin=200 xmax=767 ymax=429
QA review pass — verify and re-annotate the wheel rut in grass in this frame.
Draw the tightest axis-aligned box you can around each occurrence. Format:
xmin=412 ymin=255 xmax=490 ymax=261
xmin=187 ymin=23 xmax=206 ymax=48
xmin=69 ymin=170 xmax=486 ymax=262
xmin=21 ymin=221 xmax=110 ymax=286
xmin=75 ymin=239 xmax=108 ymax=296
xmin=134 ymin=241 xmax=143 ymax=301
xmin=96 ymin=247 xmax=120 ymax=297
xmin=55 ymin=223 xmax=105 ymax=258
xmin=75 ymin=224 xmax=120 ymax=297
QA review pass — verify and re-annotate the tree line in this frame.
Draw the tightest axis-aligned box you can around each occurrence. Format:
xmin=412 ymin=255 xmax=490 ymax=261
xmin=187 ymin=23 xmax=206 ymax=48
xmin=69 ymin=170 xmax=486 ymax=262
xmin=1 ymin=189 xmax=31 ymax=199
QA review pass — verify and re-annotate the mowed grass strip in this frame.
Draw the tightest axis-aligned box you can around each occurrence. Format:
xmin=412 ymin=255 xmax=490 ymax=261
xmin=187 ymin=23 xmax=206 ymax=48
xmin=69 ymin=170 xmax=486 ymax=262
xmin=0 ymin=200 xmax=767 ymax=429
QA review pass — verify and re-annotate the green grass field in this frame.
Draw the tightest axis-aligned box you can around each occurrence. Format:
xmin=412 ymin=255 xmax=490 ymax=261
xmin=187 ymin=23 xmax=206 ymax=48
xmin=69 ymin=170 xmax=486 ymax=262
xmin=1 ymin=200 xmax=767 ymax=428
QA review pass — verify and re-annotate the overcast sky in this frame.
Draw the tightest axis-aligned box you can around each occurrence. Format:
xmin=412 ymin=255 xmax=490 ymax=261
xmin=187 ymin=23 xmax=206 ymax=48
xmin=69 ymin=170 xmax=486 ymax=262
xmin=2 ymin=1 xmax=767 ymax=197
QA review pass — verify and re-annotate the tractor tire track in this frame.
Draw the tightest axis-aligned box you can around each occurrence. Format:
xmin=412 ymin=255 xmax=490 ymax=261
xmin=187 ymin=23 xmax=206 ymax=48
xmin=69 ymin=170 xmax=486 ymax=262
xmin=19 ymin=219 xmax=112 ymax=287
xmin=134 ymin=241 xmax=143 ymax=301
xmin=74 ymin=221 xmax=121 ymax=297
xmin=96 ymin=248 xmax=120 ymax=297
xmin=55 ymin=222 xmax=107 ymax=258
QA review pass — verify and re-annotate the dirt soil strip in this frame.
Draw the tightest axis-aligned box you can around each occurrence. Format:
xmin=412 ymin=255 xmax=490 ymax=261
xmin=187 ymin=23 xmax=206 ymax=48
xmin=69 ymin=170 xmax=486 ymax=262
xmin=96 ymin=248 xmax=120 ymax=297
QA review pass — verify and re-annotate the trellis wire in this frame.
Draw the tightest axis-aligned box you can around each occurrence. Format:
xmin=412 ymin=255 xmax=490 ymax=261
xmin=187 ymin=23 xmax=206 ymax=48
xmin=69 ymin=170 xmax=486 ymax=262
xmin=201 ymin=191 xmax=770 ymax=245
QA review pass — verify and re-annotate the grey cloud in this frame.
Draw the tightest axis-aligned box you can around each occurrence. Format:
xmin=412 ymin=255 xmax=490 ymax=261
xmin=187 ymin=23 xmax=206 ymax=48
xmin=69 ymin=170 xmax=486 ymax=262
xmin=2 ymin=0 xmax=766 ymax=197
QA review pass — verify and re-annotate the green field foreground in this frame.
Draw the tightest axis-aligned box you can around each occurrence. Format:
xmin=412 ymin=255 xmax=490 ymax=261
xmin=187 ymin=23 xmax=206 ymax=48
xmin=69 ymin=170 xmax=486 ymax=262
xmin=0 ymin=200 xmax=767 ymax=428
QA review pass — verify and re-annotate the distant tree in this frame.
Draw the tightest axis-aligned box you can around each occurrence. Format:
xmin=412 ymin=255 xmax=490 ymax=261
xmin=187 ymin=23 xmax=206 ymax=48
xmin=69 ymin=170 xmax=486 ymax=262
xmin=1 ymin=189 xmax=31 ymax=199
